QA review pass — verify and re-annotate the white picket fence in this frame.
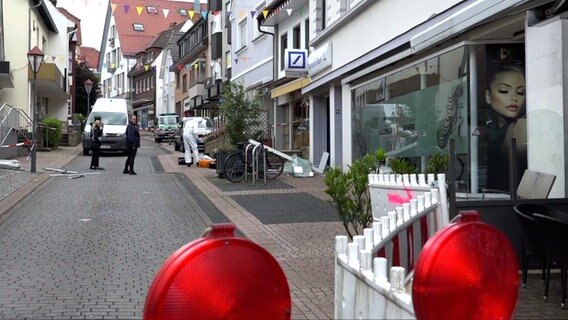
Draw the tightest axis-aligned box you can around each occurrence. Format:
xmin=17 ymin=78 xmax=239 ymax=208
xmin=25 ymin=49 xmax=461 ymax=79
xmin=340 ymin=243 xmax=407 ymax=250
xmin=335 ymin=173 xmax=449 ymax=319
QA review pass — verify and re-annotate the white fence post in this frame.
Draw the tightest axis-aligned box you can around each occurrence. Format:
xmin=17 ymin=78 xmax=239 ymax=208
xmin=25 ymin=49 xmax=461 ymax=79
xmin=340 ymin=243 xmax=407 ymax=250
xmin=335 ymin=171 xmax=452 ymax=319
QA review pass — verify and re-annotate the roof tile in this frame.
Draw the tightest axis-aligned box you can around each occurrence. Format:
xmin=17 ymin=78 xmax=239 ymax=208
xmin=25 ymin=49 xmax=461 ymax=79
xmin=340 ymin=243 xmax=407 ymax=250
xmin=110 ymin=0 xmax=206 ymax=56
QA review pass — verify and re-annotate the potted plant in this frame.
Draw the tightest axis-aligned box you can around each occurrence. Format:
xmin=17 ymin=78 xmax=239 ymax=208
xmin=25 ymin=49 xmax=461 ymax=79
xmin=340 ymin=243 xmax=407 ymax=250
xmin=425 ymin=152 xmax=449 ymax=174
xmin=324 ymin=148 xmax=386 ymax=239
xmin=388 ymin=157 xmax=418 ymax=174
xmin=216 ymin=81 xmax=263 ymax=178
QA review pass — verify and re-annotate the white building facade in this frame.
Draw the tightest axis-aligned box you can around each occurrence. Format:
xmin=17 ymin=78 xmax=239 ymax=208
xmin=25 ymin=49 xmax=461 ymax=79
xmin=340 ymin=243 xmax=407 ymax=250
xmin=259 ymin=0 xmax=311 ymax=156
xmin=229 ymin=0 xmax=274 ymax=140
xmin=302 ymin=0 xmax=568 ymax=198
xmin=98 ymin=14 xmax=130 ymax=100
xmin=3 ymin=0 xmax=74 ymax=122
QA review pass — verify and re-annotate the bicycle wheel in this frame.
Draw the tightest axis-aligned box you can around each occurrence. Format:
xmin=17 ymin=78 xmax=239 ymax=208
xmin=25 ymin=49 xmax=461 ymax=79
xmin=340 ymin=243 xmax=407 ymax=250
xmin=224 ymin=151 xmax=246 ymax=183
xmin=259 ymin=151 xmax=285 ymax=179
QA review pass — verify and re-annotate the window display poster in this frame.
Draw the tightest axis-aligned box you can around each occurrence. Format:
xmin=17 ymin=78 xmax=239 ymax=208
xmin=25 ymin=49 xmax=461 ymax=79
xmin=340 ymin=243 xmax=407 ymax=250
xmin=479 ymin=43 xmax=527 ymax=192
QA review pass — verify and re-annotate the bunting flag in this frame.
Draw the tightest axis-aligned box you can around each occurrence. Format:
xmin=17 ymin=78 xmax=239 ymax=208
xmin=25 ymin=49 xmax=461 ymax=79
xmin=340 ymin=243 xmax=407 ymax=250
xmin=194 ymin=0 xmax=200 ymax=12
xmin=51 ymin=56 xmax=56 ymax=62
xmin=234 ymin=58 xmax=238 ymax=65
xmin=103 ymin=3 xmax=315 ymax=19
xmin=144 ymin=64 xmax=150 ymax=71
xmin=185 ymin=63 xmax=191 ymax=69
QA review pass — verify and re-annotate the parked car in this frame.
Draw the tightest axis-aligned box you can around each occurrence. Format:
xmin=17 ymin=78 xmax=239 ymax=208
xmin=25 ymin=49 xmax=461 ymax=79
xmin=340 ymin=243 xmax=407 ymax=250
xmin=153 ymin=113 xmax=180 ymax=143
xmin=174 ymin=117 xmax=215 ymax=154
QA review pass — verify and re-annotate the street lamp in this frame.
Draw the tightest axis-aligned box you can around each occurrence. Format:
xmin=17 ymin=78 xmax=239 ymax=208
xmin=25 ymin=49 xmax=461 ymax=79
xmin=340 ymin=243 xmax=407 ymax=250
xmin=27 ymin=46 xmax=44 ymax=173
xmin=84 ymin=78 xmax=93 ymax=112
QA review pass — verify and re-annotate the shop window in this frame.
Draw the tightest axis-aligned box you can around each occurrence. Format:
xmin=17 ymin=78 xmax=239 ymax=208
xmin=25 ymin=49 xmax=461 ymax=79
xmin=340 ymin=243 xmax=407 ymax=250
xmin=351 ymin=46 xmax=470 ymax=187
xmin=351 ymin=44 xmax=531 ymax=197
xmin=292 ymin=99 xmax=310 ymax=153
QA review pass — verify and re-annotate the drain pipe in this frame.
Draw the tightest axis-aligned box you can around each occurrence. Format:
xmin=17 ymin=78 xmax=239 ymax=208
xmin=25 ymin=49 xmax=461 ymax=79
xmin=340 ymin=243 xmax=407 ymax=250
xmin=29 ymin=0 xmax=43 ymax=50
xmin=256 ymin=13 xmax=276 ymax=146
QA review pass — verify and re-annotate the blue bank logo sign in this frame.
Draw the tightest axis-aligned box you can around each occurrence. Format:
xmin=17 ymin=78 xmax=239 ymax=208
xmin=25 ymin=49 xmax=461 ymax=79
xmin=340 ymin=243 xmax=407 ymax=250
xmin=284 ymin=49 xmax=308 ymax=77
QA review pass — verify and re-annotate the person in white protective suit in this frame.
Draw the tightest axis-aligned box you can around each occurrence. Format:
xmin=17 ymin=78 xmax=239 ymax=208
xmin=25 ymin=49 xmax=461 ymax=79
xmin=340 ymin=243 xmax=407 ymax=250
xmin=183 ymin=117 xmax=201 ymax=167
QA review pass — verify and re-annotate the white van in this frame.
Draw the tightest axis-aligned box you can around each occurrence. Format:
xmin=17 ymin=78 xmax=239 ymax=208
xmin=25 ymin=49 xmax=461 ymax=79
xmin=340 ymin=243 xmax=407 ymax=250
xmin=82 ymin=98 xmax=133 ymax=155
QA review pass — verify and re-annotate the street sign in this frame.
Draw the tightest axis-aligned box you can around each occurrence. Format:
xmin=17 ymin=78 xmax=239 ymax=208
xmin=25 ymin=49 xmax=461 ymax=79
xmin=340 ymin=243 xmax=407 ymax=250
xmin=143 ymin=223 xmax=291 ymax=320
xmin=412 ymin=211 xmax=519 ymax=320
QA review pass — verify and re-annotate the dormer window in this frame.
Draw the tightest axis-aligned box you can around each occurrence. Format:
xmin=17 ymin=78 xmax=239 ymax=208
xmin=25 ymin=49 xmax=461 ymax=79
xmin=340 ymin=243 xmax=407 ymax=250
xmin=179 ymin=9 xmax=188 ymax=16
xmin=133 ymin=23 xmax=144 ymax=31
xmin=147 ymin=6 xmax=158 ymax=14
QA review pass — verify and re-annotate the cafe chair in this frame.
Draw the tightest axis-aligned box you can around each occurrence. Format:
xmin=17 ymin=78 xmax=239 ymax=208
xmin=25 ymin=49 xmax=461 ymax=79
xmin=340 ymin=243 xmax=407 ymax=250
xmin=513 ymin=204 xmax=547 ymax=288
xmin=483 ymin=169 xmax=556 ymax=199
xmin=533 ymin=213 xmax=568 ymax=308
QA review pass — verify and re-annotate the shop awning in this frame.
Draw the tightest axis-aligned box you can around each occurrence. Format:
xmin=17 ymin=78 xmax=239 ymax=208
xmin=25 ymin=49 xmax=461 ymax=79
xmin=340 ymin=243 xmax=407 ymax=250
xmin=409 ymin=0 xmax=531 ymax=53
xmin=271 ymin=78 xmax=311 ymax=99
xmin=303 ymin=0 xmax=541 ymax=94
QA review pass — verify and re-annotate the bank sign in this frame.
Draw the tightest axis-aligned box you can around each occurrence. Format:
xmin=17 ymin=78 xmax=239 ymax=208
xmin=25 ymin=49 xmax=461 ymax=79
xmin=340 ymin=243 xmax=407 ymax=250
xmin=308 ymin=42 xmax=332 ymax=76
xmin=284 ymin=49 xmax=308 ymax=78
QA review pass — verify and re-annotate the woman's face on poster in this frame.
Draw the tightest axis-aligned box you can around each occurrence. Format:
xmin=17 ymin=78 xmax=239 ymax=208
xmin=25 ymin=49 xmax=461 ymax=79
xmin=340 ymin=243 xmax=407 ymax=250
xmin=485 ymin=70 xmax=526 ymax=119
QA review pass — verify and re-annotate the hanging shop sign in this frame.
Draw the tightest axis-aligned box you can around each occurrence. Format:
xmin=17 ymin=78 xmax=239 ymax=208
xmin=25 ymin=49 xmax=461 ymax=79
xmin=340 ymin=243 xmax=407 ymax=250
xmin=308 ymin=42 xmax=332 ymax=76
xmin=284 ymin=49 xmax=308 ymax=78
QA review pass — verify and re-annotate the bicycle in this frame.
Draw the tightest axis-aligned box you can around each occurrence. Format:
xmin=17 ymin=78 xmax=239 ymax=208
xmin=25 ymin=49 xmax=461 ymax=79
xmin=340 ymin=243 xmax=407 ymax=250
xmin=223 ymin=142 xmax=285 ymax=183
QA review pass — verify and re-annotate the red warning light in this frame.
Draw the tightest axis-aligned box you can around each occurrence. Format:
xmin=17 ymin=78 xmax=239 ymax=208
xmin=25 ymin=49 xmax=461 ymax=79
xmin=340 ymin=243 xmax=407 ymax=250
xmin=412 ymin=211 xmax=519 ymax=320
xmin=144 ymin=224 xmax=291 ymax=320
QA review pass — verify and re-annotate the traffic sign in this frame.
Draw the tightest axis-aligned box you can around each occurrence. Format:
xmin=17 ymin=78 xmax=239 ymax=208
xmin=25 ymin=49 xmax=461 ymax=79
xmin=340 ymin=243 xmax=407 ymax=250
xmin=412 ymin=211 xmax=519 ymax=320
xmin=143 ymin=224 xmax=291 ymax=320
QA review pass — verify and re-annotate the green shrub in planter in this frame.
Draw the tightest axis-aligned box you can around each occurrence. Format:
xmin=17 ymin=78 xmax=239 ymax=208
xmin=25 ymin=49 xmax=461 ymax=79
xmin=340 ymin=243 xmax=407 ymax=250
xmin=75 ymin=113 xmax=86 ymax=133
xmin=40 ymin=116 xmax=62 ymax=148
xmin=425 ymin=152 xmax=449 ymax=174
xmin=388 ymin=157 xmax=418 ymax=174
xmin=219 ymin=81 xmax=262 ymax=147
xmin=325 ymin=148 xmax=386 ymax=239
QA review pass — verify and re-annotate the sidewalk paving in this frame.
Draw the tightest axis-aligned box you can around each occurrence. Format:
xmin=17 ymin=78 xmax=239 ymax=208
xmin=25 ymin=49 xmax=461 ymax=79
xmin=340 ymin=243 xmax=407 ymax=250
xmin=0 ymin=133 xmax=566 ymax=319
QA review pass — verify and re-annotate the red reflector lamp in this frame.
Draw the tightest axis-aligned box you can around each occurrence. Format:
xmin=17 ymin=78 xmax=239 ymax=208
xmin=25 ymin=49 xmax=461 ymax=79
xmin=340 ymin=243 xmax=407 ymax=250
xmin=144 ymin=223 xmax=291 ymax=320
xmin=412 ymin=211 xmax=519 ymax=320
